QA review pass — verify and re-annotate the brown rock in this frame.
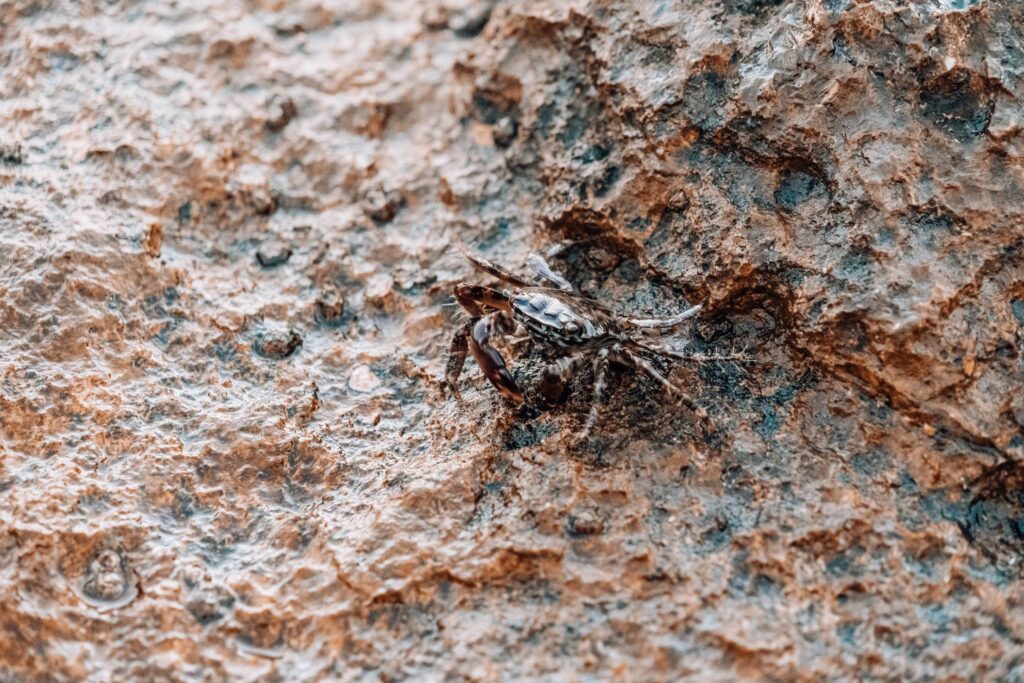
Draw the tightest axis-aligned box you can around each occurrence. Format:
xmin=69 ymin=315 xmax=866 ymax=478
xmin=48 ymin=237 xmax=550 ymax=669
xmin=3 ymin=0 xmax=1024 ymax=680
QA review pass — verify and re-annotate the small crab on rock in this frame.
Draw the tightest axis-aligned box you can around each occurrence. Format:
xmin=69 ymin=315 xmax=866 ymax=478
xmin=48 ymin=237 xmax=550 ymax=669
xmin=445 ymin=246 xmax=711 ymax=440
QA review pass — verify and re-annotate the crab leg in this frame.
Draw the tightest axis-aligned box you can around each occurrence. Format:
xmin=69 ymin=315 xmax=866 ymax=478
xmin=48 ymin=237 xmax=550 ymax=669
xmin=623 ymin=349 xmax=678 ymax=393
xmin=539 ymin=353 xmax=586 ymax=404
xmin=458 ymin=246 xmax=532 ymax=288
xmin=470 ymin=315 xmax=524 ymax=403
xmin=625 ymin=303 xmax=702 ymax=330
xmin=576 ymin=348 xmax=610 ymax=442
xmin=638 ymin=338 xmax=749 ymax=364
xmin=622 ymin=348 xmax=708 ymax=421
xmin=448 ymin=281 xmax=521 ymax=401
xmin=445 ymin=319 xmax=476 ymax=399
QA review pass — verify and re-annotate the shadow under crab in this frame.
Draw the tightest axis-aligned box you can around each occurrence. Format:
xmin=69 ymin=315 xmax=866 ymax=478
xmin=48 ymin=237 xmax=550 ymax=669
xmin=445 ymin=245 xmax=714 ymax=441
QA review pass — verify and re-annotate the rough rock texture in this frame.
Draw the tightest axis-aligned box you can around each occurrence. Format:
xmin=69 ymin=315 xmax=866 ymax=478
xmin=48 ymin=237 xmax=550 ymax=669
xmin=2 ymin=0 xmax=1024 ymax=680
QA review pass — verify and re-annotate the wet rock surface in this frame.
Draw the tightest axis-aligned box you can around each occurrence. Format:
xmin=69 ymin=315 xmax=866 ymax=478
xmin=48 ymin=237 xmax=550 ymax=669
xmin=1 ymin=0 xmax=1023 ymax=679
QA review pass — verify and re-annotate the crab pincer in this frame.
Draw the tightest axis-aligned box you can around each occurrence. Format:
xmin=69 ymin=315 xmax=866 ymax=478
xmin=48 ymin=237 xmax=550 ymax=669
xmin=469 ymin=317 xmax=524 ymax=403
xmin=445 ymin=315 xmax=523 ymax=403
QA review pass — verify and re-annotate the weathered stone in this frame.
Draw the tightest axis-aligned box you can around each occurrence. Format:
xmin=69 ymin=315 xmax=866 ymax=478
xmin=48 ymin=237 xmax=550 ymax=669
xmin=2 ymin=0 xmax=1023 ymax=680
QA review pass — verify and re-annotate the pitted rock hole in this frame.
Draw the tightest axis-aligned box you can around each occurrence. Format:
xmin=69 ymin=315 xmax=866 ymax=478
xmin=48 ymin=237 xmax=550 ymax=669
xmin=235 ymin=609 xmax=286 ymax=655
xmin=774 ymin=168 xmax=829 ymax=212
xmin=961 ymin=462 xmax=1024 ymax=576
xmin=919 ymin=67 xmax=995 ymax=143
xmin=255 ymin=239 xmax=292 ymax=268
xmin=698 ymin=288 xmax=790 ymax=351
xmin=469 ymin=78 xmax=521 ymax=148
xmin=1010 ymin=298 xmax=1024 ymax=326
xmin=726 ymin=0 xmax=787 ymax=16
xmin=253 ymin=327 xmax=303 ymax=359
xmin=314 ymin=289 xmax=346 ymax=326
xmin=681 ymin=70 xmax=730 ymax=132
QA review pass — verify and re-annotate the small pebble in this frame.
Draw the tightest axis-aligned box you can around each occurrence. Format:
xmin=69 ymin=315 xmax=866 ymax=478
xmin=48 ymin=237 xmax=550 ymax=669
xmin=364 ymin=188 xmax=404 ymax=224
xmin=145 ymin=224 xmax=163 ymax=258
xmin=187 ymin=595 xmax=227 ymax=625
xmin=450 ymin=2 xmax=493 ymax=38
xmin=349 ymin=365 xmax=381 ymax=392
xmin=566 ymin=513 xmax=605 ymax=537
xmin=255 ymin=329 xmax=302 ymax=359
xmin=256 ymin=240 xmax=292 ymax=268
xmin=265 ymin=95 xmax=297 ymax=133
xmin=185 ymin=582 xmax=235 ymax=626
xmin=365 ymin=273 xmax=395 ymax=306
xmin=421 ymin=5 xmax=450 ymax=30
xmin=492 ymin=116 xmax=517 ymax=147
xmin=667 ymin=190 xmax=690 ymax=211
xmin=314 ymin=289 xmax=345 ymax=325
xmin=82 ymin=548 xmax=129 ymax=602
xmin=1 ymin=143 xmax=24 ymax=165
xmin=247 ymin=187 xmax=277 ymax=216
xmin=585 ymin=247 xmax=619 ymax=272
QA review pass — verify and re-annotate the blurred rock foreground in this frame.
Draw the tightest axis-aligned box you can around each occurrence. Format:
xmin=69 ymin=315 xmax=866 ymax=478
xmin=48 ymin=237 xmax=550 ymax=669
xmin=1 ymin=0 xmax=1023 ymax=679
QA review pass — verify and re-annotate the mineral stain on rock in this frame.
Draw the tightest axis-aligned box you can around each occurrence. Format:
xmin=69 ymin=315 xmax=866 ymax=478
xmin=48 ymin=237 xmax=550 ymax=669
xmin=3 ymin=0 xmax=1024 ymax=680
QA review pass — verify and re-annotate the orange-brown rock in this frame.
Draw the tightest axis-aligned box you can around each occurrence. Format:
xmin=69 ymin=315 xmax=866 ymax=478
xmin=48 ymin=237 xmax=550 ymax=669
xmin=2 ymin=0 xmax=1023 ymax=679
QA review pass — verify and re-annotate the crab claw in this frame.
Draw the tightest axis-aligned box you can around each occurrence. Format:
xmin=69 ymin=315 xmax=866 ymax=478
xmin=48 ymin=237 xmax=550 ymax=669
xmin=470 ymin=317 xmax=524 ymax=403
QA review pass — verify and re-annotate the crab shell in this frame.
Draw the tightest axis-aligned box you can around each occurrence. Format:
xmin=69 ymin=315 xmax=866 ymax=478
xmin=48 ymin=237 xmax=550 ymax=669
xmin=508 ymin=288 xmax=617 ymax=351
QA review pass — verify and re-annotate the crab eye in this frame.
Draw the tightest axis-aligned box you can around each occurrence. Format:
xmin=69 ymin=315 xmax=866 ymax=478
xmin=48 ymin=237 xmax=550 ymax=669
xmin=565 ymin=322 xmax=580 ymax=334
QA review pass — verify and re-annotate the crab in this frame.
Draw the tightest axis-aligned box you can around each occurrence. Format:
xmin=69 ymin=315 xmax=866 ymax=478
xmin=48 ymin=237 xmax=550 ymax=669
xmin=445 ymin=246 xmax=710 ymax=440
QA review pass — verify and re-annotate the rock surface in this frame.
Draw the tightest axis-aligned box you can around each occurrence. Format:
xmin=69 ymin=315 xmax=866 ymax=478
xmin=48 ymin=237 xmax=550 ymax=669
xmin=2 ymin=0 xmax=1023 ymax=679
